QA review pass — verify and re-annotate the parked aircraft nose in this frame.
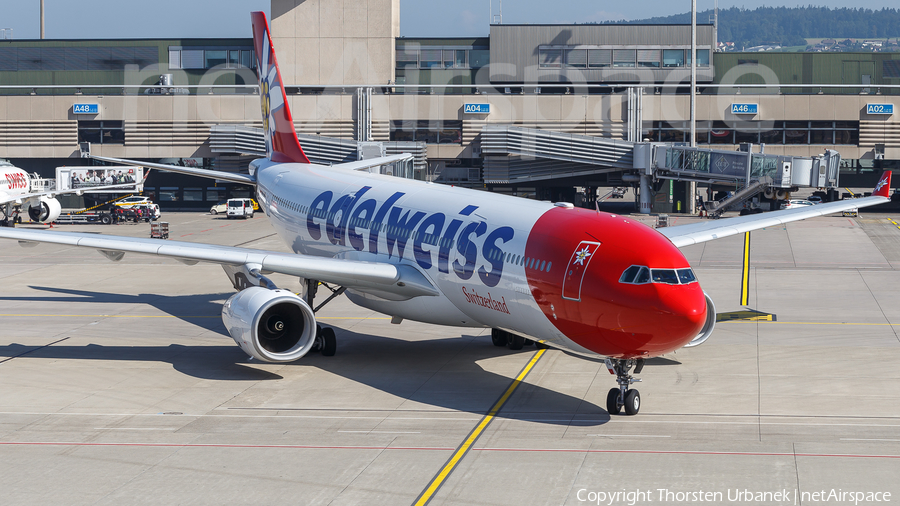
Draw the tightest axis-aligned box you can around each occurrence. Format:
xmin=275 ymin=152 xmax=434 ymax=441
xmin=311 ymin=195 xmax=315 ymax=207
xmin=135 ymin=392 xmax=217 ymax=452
xmin=652 ymin=283 xmax=708 ymax=349
xmin=523 ymin=208 xmax=709 ymax=358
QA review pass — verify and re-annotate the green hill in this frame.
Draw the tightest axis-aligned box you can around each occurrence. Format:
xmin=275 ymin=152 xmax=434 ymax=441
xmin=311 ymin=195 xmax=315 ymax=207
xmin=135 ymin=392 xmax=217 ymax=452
xmin=604 ymin=6 xmax=900 ymax=49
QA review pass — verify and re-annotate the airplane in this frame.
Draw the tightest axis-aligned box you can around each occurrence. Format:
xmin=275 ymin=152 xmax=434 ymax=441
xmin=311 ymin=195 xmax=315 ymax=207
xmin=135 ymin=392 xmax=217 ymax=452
xmin=0 ymin=160 xmax=137 ymax=226
xmin=0 ymin=12 xmax=892 ymax=416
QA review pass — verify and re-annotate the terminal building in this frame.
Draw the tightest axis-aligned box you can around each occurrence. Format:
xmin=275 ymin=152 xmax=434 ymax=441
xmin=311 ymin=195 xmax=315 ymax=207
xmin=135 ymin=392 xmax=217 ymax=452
xmin=1 ymin=0 xmax=898 ymax=212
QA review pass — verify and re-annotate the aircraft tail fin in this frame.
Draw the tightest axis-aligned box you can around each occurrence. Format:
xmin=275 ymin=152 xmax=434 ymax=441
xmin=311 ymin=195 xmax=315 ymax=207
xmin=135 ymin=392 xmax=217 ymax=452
xmin=873 ymin=170 xmax=892 ymax=198
xmin=250 ymin=12 xmax=310 ymax=164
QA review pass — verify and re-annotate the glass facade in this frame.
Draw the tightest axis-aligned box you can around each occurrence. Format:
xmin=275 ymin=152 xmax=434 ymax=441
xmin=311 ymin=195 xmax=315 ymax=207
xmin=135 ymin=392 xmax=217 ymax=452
xmin=644 ymin=121 xmax=860 ymax=146
xmin=539 ymin=46 xmax=710 ymax=69
xmin=390 ymin=120 xmax=462 ymax=144
xmin=77 ymin=121 xmax=125 ymax=145
xmin=395 ymin=46 xmax=489 ymax=69
xmin=168 ymin=47 xmax=254 ymax=70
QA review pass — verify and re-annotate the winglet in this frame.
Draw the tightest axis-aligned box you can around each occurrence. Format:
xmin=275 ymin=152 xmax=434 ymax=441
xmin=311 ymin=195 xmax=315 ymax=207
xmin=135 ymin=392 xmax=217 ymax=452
xmin=250 ymin=12 xmax=310 ymax=164
xmin=873 ymin=170 xmax=892 ymax=198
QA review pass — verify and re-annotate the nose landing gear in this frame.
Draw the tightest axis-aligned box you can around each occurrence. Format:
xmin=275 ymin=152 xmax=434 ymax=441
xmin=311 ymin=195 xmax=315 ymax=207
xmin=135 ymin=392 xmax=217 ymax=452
xmin=605 ymin=358 xmax=644 ymax=415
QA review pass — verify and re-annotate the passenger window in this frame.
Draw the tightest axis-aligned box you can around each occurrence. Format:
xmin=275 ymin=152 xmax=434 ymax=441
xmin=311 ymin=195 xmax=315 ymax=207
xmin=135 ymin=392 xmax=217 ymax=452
xmin=677 ymin=268 xmax=696 ymax=284
xmin=540 ymin=260 xmax=546 ymax=271
xmin=651 ymin=269 xmax=680 ymax=285
xmin=546 ymin=262 xmax=551 ymax=272
xmin=619 ymin=265 xmax=641 ymax=283
xmin=635 ymin=267 xmax=651 ymax=284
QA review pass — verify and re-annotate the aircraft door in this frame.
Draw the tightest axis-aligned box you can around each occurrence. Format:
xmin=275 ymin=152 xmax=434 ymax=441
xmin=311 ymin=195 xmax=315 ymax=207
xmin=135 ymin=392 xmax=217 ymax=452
xmin=561 ymin=241 xmax=601 ymax=301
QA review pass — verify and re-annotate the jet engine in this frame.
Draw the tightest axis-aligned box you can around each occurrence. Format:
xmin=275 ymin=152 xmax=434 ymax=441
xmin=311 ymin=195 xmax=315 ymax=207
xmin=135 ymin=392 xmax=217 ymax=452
xmin=221 ymin=286 xmax=317 ymax=362
xmin=684 ymin=292 xmax=716 ymax=348
xmin=27 ymin=196 xmax=62 ymax=223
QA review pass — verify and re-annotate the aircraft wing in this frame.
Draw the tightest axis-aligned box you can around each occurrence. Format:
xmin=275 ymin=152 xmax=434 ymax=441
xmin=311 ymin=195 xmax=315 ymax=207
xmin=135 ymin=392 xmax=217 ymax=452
xmin=0 ymin=228 xmax=439 ymax=299
xmin=660 ymin=183 xmax=891 ymax=248
xmin=91 ymin=156 xmax=257 ymax=185
xmin=0 ymin=183 xmax=139 ymax=206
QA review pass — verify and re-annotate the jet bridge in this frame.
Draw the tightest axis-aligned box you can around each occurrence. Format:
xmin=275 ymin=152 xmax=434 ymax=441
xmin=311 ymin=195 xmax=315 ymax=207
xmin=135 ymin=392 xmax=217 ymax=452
xmin=648 ymin=145 xmax=842 ymax=216
xmin=651 ymin=145 xmax=841 ymax=189
xmin=480 ymin=125 xmax=635 ymax=184
xmin=479 ymin=124 xmax=841 ymax=214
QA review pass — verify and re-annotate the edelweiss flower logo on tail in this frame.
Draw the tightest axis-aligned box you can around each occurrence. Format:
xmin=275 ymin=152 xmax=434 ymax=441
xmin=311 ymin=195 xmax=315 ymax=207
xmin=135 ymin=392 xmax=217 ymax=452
xmin=258 ymin=31 xmax=284 ymax=159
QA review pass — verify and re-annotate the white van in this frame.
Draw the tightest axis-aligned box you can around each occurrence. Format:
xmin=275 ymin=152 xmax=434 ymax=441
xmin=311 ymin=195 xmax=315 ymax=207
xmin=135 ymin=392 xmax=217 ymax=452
xmin=226 ymin=198 xmax=254 ymax=219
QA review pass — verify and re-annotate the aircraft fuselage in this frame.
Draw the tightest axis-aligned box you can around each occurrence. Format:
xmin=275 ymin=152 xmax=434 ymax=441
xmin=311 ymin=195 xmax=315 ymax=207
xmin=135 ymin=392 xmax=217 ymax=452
xmin=254 ymin=158 xmax=708 ymax=359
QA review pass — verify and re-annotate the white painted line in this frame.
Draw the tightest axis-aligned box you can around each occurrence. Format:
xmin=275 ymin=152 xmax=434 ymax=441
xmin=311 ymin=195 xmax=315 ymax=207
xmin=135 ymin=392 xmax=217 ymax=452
xmin=6 ymin=412 xmax=900 ymax=428
xmin=840 ymin=438 xmax=900 ymax=442
xmin=586 ymin=434 xmax=670 ymax=438
xmin=93 ymin=427 xmax=174 ymax=431
xmin=338 ymin=431 xmax=421 ymax=434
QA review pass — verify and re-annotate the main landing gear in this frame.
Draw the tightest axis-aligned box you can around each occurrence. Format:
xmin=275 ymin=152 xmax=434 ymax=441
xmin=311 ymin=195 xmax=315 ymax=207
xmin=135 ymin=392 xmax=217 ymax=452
xmin=305 ymin=279 xmax=345 ymax=357
xmin=491 ymin=328 xmax=544 ymax=350
xmin=312 ymin=325 xmax=336 ymax=356
xmin=605 ymin=358 xmax=644 ymax=415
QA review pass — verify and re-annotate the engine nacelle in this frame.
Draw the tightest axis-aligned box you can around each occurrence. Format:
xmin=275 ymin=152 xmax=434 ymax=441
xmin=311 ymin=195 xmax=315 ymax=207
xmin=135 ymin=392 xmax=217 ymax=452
xmin=222 ymin=286 xmax=317 ymax=362
xmin=27 ymin=197 xmax=62 ymax=223
xmin=684 ymin=292 xmax=716 ymax=348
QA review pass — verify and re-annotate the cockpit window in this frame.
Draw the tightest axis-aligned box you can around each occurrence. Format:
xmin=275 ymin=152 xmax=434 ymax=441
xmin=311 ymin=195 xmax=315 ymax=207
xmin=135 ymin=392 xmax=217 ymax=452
xmin=619 ymin=265 xmax=641 ymax=283
xmin=677 ymin=268 xmax=697 ymax=284
xmin=634 ymin=266 xmax=651 ymax=284
xmin=651 ymin=269 xmax=679 ymax=285
xmin=620 ymin=265 xmax=696 ymax=285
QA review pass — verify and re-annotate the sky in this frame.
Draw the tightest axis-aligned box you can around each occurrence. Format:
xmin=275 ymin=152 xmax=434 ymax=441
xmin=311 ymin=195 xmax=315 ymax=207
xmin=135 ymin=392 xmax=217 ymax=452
xmin=0 ymin=0 xmax=897 ymax=40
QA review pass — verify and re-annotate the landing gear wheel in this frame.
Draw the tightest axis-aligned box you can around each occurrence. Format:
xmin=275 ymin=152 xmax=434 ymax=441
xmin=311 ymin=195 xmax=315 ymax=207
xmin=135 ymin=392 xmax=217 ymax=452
xmin=606 ymin=388 xmax=622 ymax=414
xmin=606 ymin=358 xmax=644 ymax=416
xmin=624 ymin=389 xmax=641 ymax=415
xmin=491 ymin=329 xmax=508 ymax=347
xmin=311 ymin=325 xmax=323 ymax=352
xmin=507 ymin=333 xmax=524 ymax=350
xmin=320 ymin=327 xmax=336 ymax=356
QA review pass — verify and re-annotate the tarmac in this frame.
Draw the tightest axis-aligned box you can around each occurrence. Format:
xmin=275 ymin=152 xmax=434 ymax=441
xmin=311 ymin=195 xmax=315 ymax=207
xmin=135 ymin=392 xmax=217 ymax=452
xmin=1 ymin=209 xmax=899 ymax=505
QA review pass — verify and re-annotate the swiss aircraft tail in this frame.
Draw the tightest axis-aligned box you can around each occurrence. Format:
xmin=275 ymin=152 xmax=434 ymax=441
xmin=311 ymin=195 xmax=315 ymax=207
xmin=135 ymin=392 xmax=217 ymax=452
xmin=873 ymin=170 xmax=892 ymax=198
xmin=250 ymin=12 xmax=310 ymax=164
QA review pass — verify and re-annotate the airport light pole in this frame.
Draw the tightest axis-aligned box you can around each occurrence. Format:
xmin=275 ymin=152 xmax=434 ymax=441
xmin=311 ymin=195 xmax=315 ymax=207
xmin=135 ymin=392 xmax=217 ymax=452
xmin=689 ymin=0 xmax=697 ymax=214
xmin=40 ymin=0 xmax=45 ymax=39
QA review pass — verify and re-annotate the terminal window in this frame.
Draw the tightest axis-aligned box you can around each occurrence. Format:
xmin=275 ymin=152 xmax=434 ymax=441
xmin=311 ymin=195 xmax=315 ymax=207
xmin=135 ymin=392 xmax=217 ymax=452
xmin=884 ymin=61 xmax=900 ymax=79
xmin=539 ymin=48 xmax=562 ymax=69
xmin=390 ymin=120 xmax=462 ymax=144
xmin=538 ymin=46 xmax=708 ymax=69
xmin=646 ymin=120 xmax=859 ymax=145
xmin=168 ymin=47 xmax=255 ymax=70
xmin=394 ymin=47 xmax=485 ymax=69
xmin=77 ymin=121 xmax=124 ymax=145
xmin=0 ymin=46 xmax=157 ymax=71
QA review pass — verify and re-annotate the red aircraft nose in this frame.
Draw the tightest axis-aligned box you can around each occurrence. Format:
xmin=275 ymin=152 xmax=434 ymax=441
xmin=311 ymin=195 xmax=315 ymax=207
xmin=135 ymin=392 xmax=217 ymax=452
xmin=524 ymin=208 xmax=708 ymax=358
xmin=647 ymin=283 xmax=708 ymax=350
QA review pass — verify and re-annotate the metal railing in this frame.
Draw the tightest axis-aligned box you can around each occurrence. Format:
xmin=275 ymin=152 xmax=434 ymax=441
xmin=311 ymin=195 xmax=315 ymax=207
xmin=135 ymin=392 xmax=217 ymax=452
xmin=1 ymin=83 xmax=900 ymax=96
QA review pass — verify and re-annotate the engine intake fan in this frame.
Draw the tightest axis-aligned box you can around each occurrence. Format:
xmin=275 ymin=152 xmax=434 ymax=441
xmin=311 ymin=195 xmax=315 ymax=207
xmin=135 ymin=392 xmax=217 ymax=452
xmin=222 ymin=286 xmax=317 ymax=362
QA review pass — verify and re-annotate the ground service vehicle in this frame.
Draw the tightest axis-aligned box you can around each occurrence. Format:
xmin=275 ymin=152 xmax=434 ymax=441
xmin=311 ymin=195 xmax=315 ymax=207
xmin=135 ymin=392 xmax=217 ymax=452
xmin=226 ymin=198 xmax=254 ymax=219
